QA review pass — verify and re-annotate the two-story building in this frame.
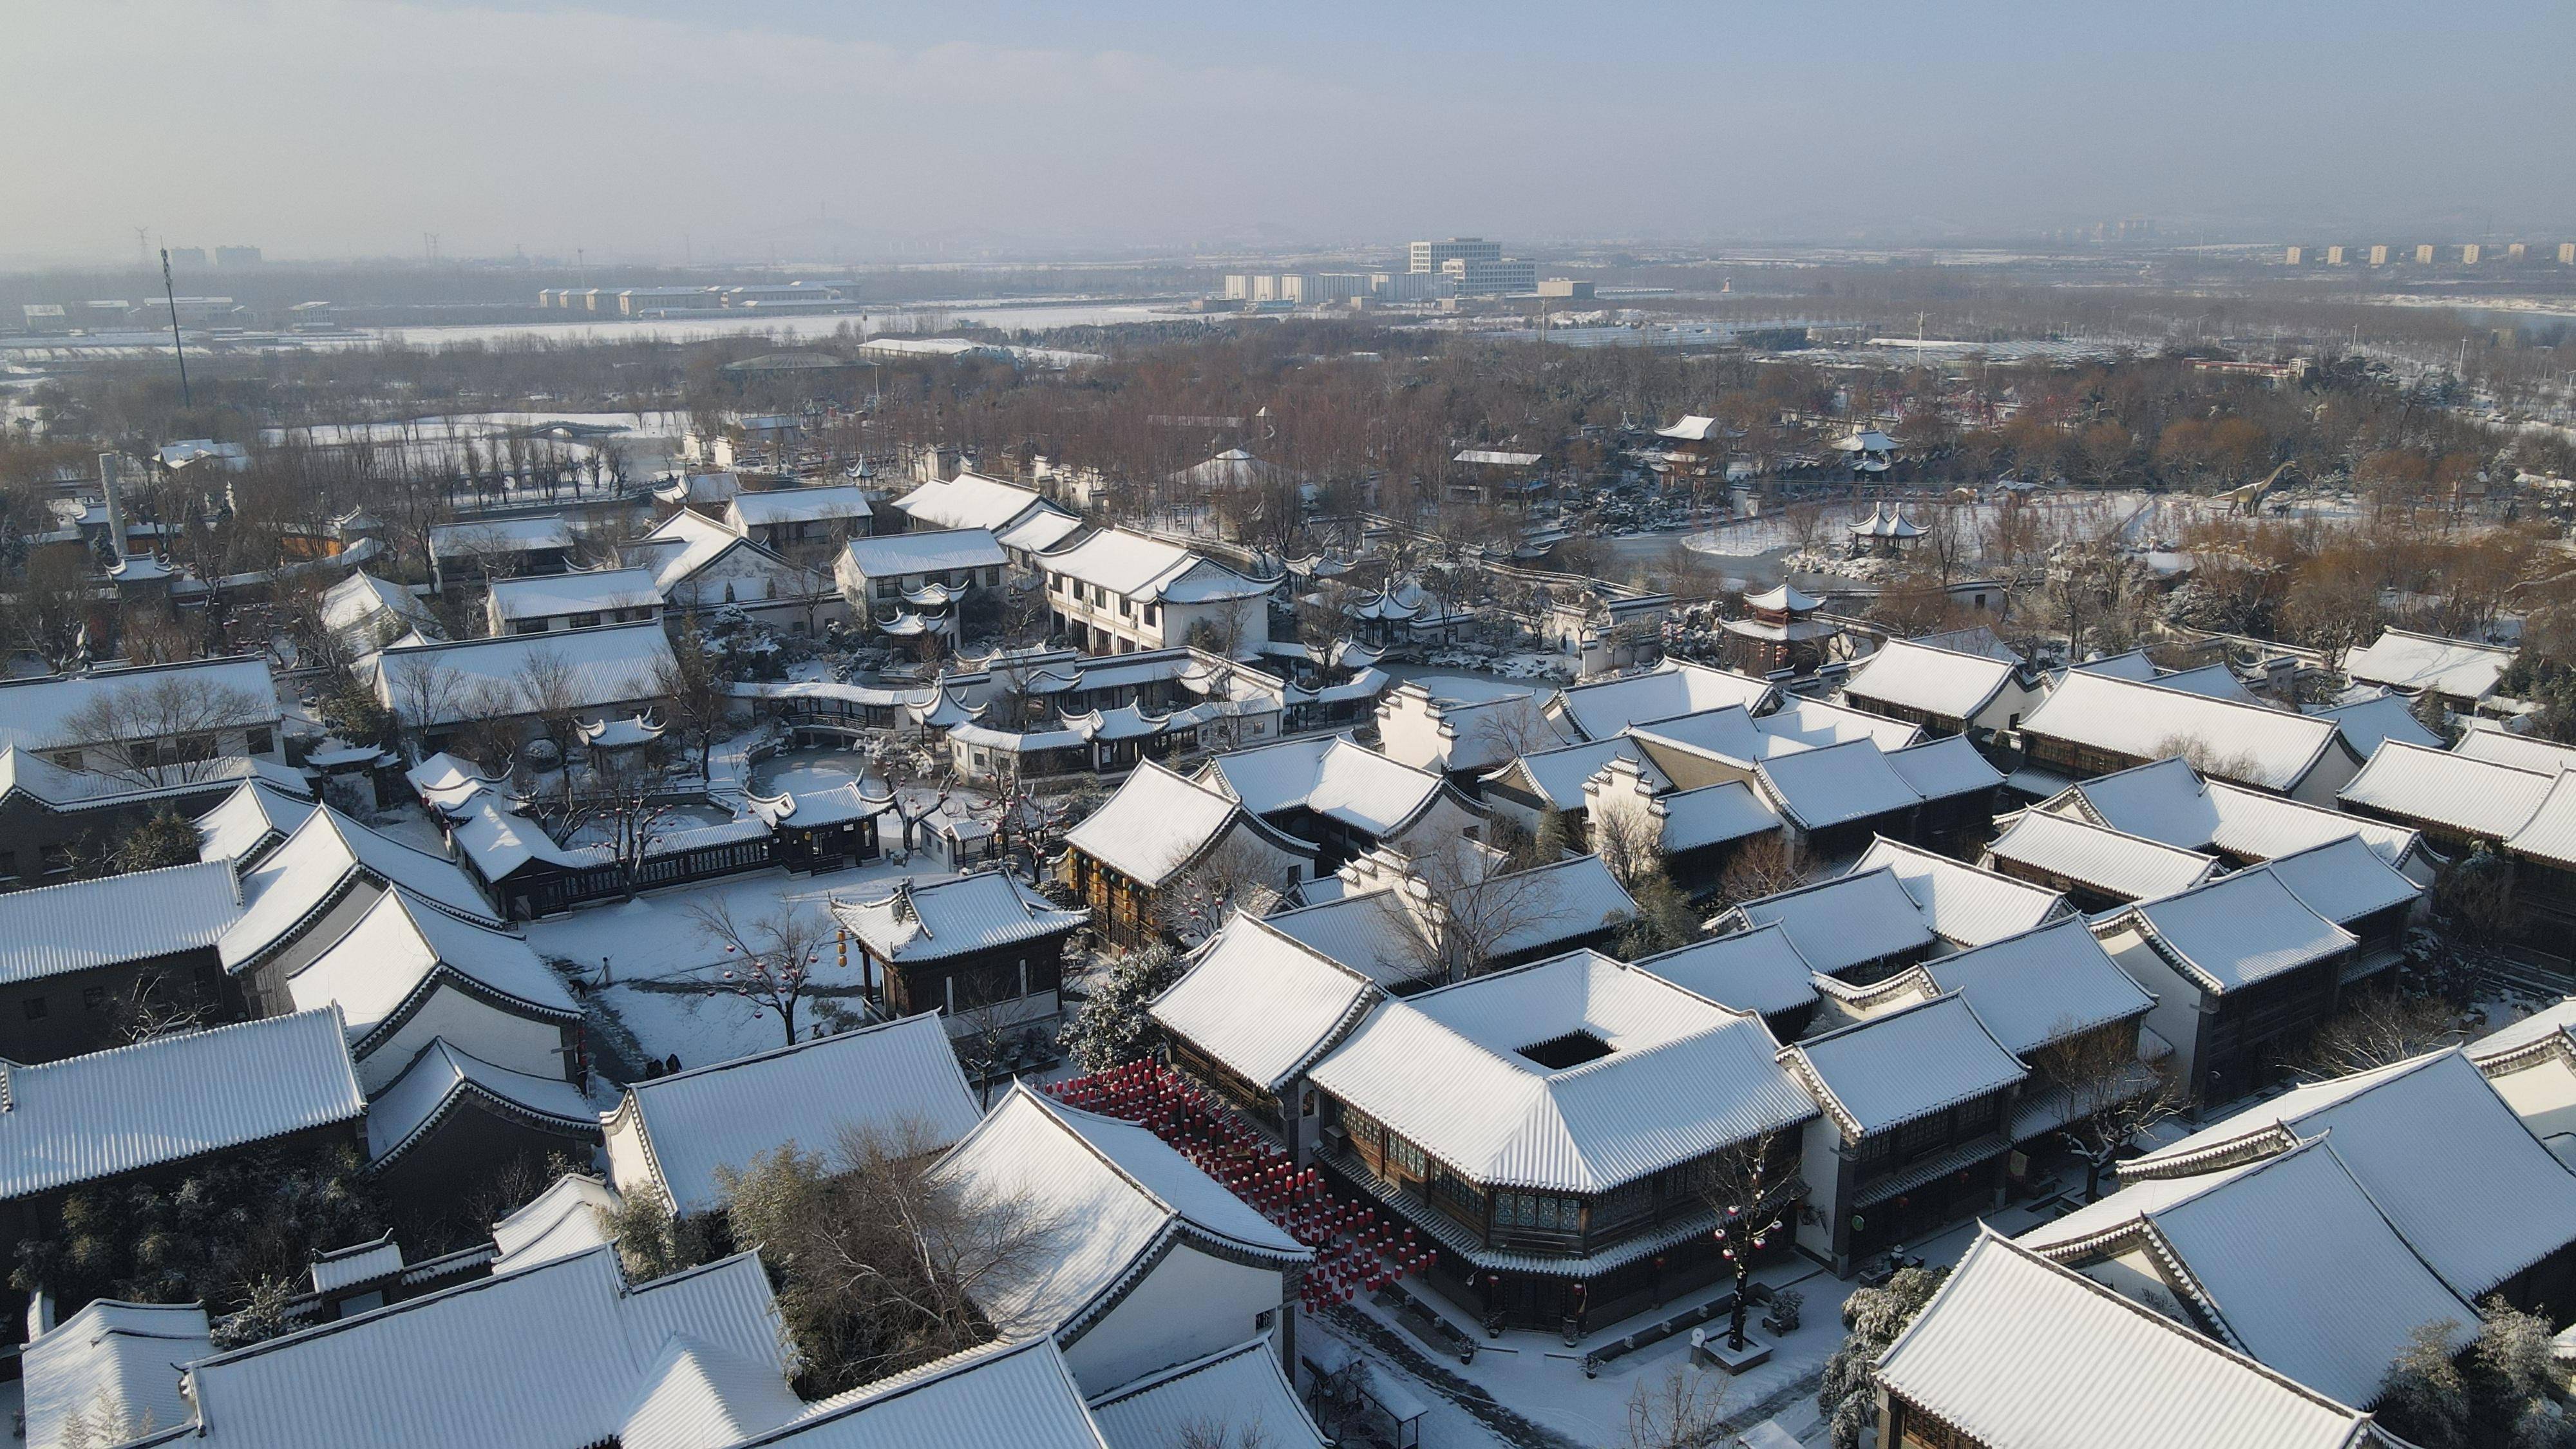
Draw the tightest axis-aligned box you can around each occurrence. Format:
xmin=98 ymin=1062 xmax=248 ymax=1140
xmin=834 ymin=527 xmax=1010 ymax=648
xmin=1302 ymin=950 xmax=1818 ymax=1329
xmin=483 ymin=567 xmax=665 ymax=635
xmin=1039 ymin=527 xmax=1276 ymax=658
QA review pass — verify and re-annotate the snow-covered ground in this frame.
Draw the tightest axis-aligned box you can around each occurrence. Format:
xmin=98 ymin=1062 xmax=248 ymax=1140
xmin=523 ymin=857 xmax=959 ymax=1068
xmin=1338 ymin=1197 xmax=2070 ymax=1448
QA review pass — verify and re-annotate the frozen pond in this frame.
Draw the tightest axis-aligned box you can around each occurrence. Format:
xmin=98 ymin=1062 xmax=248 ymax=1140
xmin=746 ymin=747 xmax=871 ymax=797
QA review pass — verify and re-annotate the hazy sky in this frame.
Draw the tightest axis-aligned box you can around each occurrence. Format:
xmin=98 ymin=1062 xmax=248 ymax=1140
xmin=8 ymin=0 xmax=2573 ymax=264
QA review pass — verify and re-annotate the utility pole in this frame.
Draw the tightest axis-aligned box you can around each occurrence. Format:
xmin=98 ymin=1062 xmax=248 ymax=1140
xmin=160 ymin=248 xmax=193 ymax=408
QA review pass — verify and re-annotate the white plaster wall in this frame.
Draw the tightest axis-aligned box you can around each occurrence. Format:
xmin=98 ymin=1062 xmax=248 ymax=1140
xmin=354 ymin=985 xmax=569 ymax=1094
xmin=1062 ymin=1241 xmax=1285 ymax=1396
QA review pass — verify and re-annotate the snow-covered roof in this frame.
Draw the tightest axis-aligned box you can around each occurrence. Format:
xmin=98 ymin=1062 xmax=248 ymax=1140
xmin=609 ymin=1013 xmax=982 ymax=1215
xmin=1480 ymin=853 xmax=1639 ymax=959
xmin=2315 ymin=693 xmax=2441 ymax=759
xmin=365 ymin=1037 xmax=597 ymax=1167
xmin=2143 ymin=661 xmax=2258 ymax=704
xmin=741 ymin=1336 xmax=1108 ymax=1449
xmin=319 ymin=571 xmax=439 ymax=648
xmin=0 ymin=860 xmax=243 ymax=986
xmin=21 ymin=1299 xmax=213 ymax=1449
xmin=2052 ymin=757 xmax=2424 ymax=869
xmin=491 ymin=1173 xmax=621 ymax=1274
xmin=486 ymin=566 xmax=663 ymax=622
xmin=2260 ymin=833 xmax=2425 ymax=927
xmin=1920 ymin=918 xmax=2155 ymax=1057
xmin=1885 ymin=734 xmax=2007 ymax=802
xmin=932 ymin=1084 xmax=1309 ymax=1340
xmin=1723 ymin=867 xmax=1937 ymax=979
xmin=1759 ymin=696 xmax=1924 ymax=752
xmin=1253 ymin=888 xmax=1435 ymax=992
xmin=1197 ymin=734 xmax=1455 ymax=839
xmin=446 ymin=795 xmax=603 ymax=879
xmin=895 ymin=469 xmax=1074 ymax=533
xmin=2074 ymin=648 xmax=2164 ymax=682
xmin=1454 ymin=447 xmax=1544 ymax=467
xmin=1878 ymin=1231 xmax=2391 ymax=1449
xmin=1307 ymin=951 xmax=1815 ymax=1193
xmin=1065 ymin=759 xmax=1314 ymax=888
xmin=1785 ymin=992 xmax=2025 ymax=1137
xmin=998 ymin=509 xmax=1085 ymax=554
xmin=1743 ymin=582 xmax=1823 ymax=612
xmin=196 ymin=777 xmax=319 ymax=864
xmin=428 ymin=515 xmax=576 ymax=557
xmin=220 ymin=806 xmax=501 ymax=971
xmin=636 ymin=507 xmax=795 ymax=592
xmin=2128 ymin=1048 xmax=2576 ymax=1298
xmin=1039 ymin=526 xmax=1274 ymax=603
xmin=1627 ymin=923 xmax=1819 ymax=1020
xmin=619 ymin=1333 xmax=808 ymax=1449
xmin=1656 ymin=779 xmax=1780 ymax=853
xmin=1551 ymin=662 xmax=1775 ymax=739
xmin=1490 ymin=735 xmax=1660 ymax=810
xmin=834 ymin=871 xmax=1089 ymax=965
xmin=1982 ymin=810 xmax=2219 ymax=902
xmin=0 ymin=1008 xmax=365 ymax=1202
xmin=0 ymin=746 xmax=294 ymax=817
xmin=2019 ymin=670 xmax=2348 ymax=793
xmin=176 ymin=1245 xmax=786 ymax=1449
xmin=1085 ymin=1337 xmax=1329 ymax=1449
xmin=745 ymin=779 xmax=895 ymax=831
xmin=2455 ymin=726 xmax=2576 ymax=774
xmin=2505 ymin=769 xmax=2576 ymax=868
xmin=838 ymin=527 xmax=1009 ymax=579
xmin=367 ymin=621 xmax=675 ymax=728
xmin=1842 ymin=639 xmax=2022 ymax=722
xmin=1852 ymin=837 xmax=2070 ymax=947
xmin=1849 ymin=501 xmax=1920 ymax=535
xmin=2344 ymin=627 xmax=2515 ymax=701
xmin=1655 ymin=414 xmax=1723 ymax=442
xmin=1151 ymin=913 xmax=1381 ymax=1092
xmin=286 ymin=887 xmax=580 ymax=1051
xmin=2339 ymin=739 xmax=2553 ymax=839
xmin=724 ymin=483 xmax=874 ymax=527
xmin=1753 ymin=738 xmax=1922 ymax=830
xmin=2105 ymin=867 xmax=2354 ymax=994
xmin=0 ymin=655 xmax=280 ymax=755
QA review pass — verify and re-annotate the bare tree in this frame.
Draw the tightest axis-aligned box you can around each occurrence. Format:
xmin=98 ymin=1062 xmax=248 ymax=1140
xmin=2032 ymin=1021 xmax=2181 ymax=1202
xmin=63 ymin=672 xmax=268 ymax=788
xmin=1701 ymin=1132 xmax=1796 ymax=1354
xmin=1176 ymin=1425 xmax=1276 ymax=1449
xmin=562 ymin=747 xmax=678 ymax=901
xmin=2150 ymin=733 xmax=2268 ymax=790
xmin=1781 ymin=501 xmax=1827 ymax=560
xmin=1153 ymin=836 xmax=1293 ymax=942
xmin=5 ymin=549 xmax=99 ymax=671
xmin=1388 ymin=844 xmax=1576 ymax=984
xmin=1623 ymin=1362 xmax=1739 ymax=1449
xmin=687 ymin=896 xmax=829 ymax=1049
xmin=1714 ymin=832 xmax=1806 ymax=906
xmin=2288 ymin=988 xmax=2464 ymax=1083
xmin=513 ymin=645 xmax=588 ymax=789
xmin=386 ymin=656 xmax=468 ymax=750
xmin=652 ymin=623 xmax=732 ymax=781
xmin=714 ymin=1121 xmax=1050 ymax=1394
xmin=868 ymin=734 xmax=954 ymax=857
xmin=1590 ymin=795 xmax=1667 ymax=893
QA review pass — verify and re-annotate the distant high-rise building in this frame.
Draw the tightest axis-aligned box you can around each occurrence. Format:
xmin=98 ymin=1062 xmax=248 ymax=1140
xmin=2562 ymin=243 xmax=2576 ymax=265
xmin=2283 ymin=247 xmax=2304 ymax=265
xmin=2461 ymin=244 xmax=2482 ymax=265
xmin=166 ymin=247 xmax=206 ymax=268
xmin=2369 ymin=245 xmax=2391 ymax=266
xmin=1410 ymin=236 xmax=1502 ymax=274
xmin=1440 ymin=256 xmax=1538 ymax=295
xmin=214 ymin=245 xmax=262 ymax=267
xmin=2508 ymin=243 xmax=2527 ymax=261
xmin=1221 ymin=274 xmax=1253 ymax=301
xmin=2414 ymin=243 xmax=2436 ymax=264
xmin=2325 ymin=245 xmax=2347 ymax=265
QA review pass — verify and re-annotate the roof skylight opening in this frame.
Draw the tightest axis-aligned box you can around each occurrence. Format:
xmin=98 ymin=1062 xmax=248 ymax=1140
xmin=1518 ymin=1028 xmax=1615 ymax=1071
